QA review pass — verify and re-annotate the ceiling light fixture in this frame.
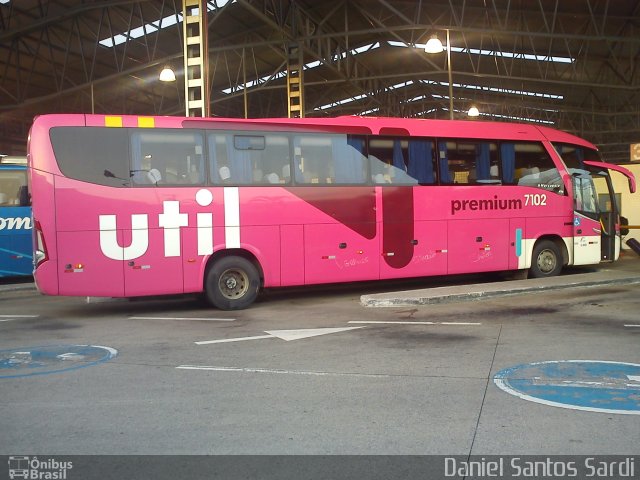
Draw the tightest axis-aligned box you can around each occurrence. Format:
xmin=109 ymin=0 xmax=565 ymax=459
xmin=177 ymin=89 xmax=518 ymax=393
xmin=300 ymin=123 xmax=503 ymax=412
xmin=424 ymin=35 xmax=444 ymax=54
xmin=159 ymin=66 xmax=176 ymax=82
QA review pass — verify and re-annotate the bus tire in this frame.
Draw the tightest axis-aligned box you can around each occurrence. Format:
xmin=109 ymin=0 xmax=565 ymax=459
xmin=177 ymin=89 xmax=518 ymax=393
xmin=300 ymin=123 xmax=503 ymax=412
xmin=205 ymin=256 xmax=260 ymax=310
xmin=529 ymin=240 xmax=562 ymax=278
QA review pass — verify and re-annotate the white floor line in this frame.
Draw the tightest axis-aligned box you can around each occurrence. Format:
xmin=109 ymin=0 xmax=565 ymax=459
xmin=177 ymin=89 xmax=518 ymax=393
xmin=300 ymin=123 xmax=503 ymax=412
xmin=348 ymin=320 xmax=481 ymax=325
xmin=176 ymin=365 xmax=416 ymax=379
xmin=0 ymin=314 xmax=39 ymax=322
xmin=624 ymin=324 xmax=640 ymax=328
xmin=129 ymin=316 xmax=235 ymax=322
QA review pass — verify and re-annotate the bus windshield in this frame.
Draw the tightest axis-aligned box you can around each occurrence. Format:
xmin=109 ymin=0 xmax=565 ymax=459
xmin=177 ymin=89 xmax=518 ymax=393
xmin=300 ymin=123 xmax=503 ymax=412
xmin=552 ymin=142 xmax=602 ymax=169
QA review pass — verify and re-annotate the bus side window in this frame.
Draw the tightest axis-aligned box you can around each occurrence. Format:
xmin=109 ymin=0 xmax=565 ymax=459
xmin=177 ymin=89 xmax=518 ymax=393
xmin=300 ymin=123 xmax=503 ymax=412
xmin=131 ymin=129 xmax=204 ymax=186
xmin=50 ymin=127 xmax=130 ymax=187
xmin=229 ymin=133 xmax=290 ymax=185
xmin=260 ymin=134 xmax=290 ymax=185
xmin=437 ymin=141 xmax=453 ymax=184
xmin=439 ymin=140 xmax=498 ymax=185
xmin=208 ymin=133 xmax=232 ymax=184
xmin=368 ymin=137 xmax=417 ymax=185
xmin=293 ymin=134 xmax=367 ymax=185
xmin=512 ymin=142 xmax=564 ymax=194
xmin=408 ymin=138 xmax=436 ymax=185
xmin=0 ymin=171 xmax=24 ymax=205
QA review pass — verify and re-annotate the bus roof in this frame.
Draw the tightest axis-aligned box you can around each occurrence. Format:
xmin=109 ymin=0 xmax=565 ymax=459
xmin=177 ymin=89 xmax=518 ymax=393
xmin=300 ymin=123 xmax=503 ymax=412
xmin=32 ymin=113 xmax=598 ymax=150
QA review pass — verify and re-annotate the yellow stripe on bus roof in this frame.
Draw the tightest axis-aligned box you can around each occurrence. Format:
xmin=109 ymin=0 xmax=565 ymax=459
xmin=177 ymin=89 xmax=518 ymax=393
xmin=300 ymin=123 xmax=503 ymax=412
xmin=138 ymin=117 xmax=155 ymax=128
xmin=105 ymin=116 xmax=123 ymax=127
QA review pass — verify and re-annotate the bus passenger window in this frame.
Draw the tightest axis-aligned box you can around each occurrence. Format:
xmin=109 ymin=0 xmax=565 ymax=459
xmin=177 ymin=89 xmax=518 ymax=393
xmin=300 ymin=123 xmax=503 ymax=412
xmin=408 ymin=138 xmax=436 ymax=184
xmin=368 ymin=137 xmax=418 ymax=185
xmin=440 ymin=140 xmax=498 ymax=185
xmin=0 ymin=170 xmax=27 ymax=205
xmin=131 ymin=129 xmax=204 ymax=186
xmin=209 ymin=133 xmax=290 ymax=185
xmin=50 ymin=127 xmax=130 ymax=187
xmin=293 ymin=134 xmax=367 ymax=185
xmin=509 ymin=142 xmax=564 ymax=194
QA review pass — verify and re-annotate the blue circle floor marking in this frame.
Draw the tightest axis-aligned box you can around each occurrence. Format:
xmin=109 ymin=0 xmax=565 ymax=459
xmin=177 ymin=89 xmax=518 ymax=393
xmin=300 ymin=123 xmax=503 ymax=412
xmin=494 ymin=360 xmax=640 ymax=415
xmin=0 ymin=345 xmax=118 ymax=378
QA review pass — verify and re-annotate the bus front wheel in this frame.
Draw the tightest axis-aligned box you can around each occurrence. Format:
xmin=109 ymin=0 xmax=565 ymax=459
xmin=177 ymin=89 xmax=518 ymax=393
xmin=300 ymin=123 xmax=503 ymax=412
xmin=530 ymin=240 xmax=562 ymax=278
xmin=205 ymin=256 xmax=260 ymax=310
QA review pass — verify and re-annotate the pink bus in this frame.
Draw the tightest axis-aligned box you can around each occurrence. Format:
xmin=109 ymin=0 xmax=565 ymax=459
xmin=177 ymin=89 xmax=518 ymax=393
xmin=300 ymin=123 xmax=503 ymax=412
xmin=28 ymin=114 xmax=635 ymax=310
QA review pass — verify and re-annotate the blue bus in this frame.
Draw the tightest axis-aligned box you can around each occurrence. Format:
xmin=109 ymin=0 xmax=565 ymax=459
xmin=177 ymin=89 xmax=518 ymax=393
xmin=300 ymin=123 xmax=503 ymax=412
xmin=0 ymin=157 xmax=32 ymax=277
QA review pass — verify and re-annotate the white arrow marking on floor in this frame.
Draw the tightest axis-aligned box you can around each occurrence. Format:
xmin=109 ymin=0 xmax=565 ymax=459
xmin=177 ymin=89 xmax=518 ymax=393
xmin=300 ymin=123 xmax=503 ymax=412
xmin=195 ymin=335 xmax=275 ymax=345
xmin=56 ymin=353 xmax=85 ymax=360
xmin=195 ymin=326 xmax=365 ymax=345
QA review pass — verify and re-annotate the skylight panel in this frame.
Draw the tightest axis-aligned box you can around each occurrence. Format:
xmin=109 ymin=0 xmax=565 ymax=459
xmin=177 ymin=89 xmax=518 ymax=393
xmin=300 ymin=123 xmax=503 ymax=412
xmin=100 ymin=13 xmax=180 ymax=48
xmin=420 ymin=80 xmax=563 ymax=100
xmin=315 ymin=94 xmax=368 ymax=111
xmin=387 ymin=80 xmax=413 ymax=90
xmin=333 ymin=42 xmax=381 ymax=61
xmin=387 ymin=40 xmax=574 ymax=64
xmin=222 ymin=42 xmax=380 ymax=95
xmin=413 ymin=108 xmax=437 ymax=117
xmin=358 ymin=108 xmax=380 ymax=116
xmin=315 ymin=80 xmax=411 ymax=112
xmin=99 ymin=1 xmax=233 ymax=48
xmin=304 ymin=60 xmax=322 ymax=70
xmin=221 ymin=71 xmax=286 ymax=94
xmin=476 ymin=111 xmax=555 ymax=125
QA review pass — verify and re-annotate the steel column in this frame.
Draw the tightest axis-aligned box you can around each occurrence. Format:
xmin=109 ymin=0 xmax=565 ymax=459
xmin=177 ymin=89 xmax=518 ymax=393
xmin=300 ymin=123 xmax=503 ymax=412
xmin=182 ymin=0 xmax=209 ymax=117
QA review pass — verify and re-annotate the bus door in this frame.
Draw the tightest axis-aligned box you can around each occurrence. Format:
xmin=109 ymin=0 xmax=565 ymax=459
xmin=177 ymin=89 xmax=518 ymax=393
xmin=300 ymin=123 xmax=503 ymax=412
xmin=583 ymin=160 xmax=637 ymax=262
xmin=591 ymin=170 xmax=619 ymax=262
xmin=571 ymin=171 xmax=603 ymax=265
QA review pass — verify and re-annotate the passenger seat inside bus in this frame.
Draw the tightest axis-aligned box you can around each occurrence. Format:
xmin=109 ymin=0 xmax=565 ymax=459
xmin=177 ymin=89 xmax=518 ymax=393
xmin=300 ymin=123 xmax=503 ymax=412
xmin=219 ymin=166 xmax=231 ymax=183
xmin=147 ymin=169 xmax=162 ymax=185
xmin=265 ymin=173 xmax=280 ymax=184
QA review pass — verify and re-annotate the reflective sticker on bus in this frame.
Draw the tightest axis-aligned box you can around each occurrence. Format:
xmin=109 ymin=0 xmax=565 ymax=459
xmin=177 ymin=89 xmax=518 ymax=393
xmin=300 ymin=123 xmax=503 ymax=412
xmin=105 ymin=116 xmax=123 ymax=127
xmin=138 ymin=117 xmax=155 ymax=128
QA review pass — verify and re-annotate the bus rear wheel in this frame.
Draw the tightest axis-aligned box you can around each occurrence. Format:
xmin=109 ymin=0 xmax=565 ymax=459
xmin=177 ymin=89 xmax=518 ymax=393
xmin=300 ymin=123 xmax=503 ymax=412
xmin=530 ymin=240 xmax=562 ymax=278
xmin=205 ymin=256 xmax=260 ymax=310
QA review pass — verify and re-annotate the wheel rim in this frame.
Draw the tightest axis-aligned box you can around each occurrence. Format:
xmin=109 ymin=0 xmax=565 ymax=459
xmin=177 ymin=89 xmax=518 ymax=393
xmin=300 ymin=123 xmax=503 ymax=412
xmin=537 ymin=249 xmax=557 ymax=274
xmin=218 ymin=268 xmax=249 ymax=300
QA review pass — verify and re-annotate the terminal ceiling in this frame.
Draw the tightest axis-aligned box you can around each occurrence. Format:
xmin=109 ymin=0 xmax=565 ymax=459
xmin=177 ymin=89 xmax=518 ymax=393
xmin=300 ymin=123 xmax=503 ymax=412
xmin=1 ymin=0 xmax=639 ymax=162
